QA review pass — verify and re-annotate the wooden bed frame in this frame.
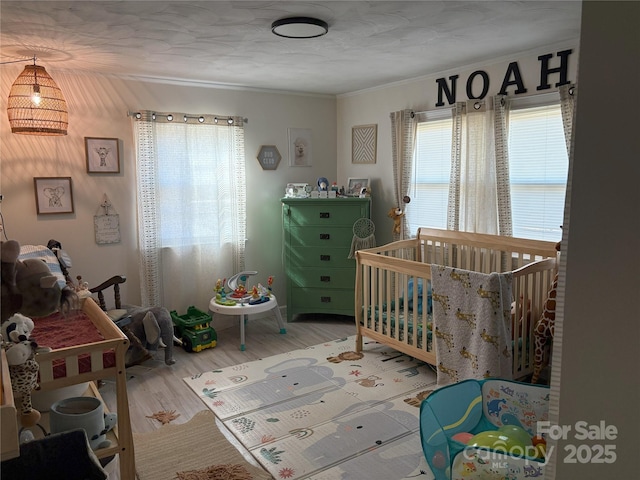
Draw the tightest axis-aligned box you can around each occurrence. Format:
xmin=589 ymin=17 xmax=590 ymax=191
xmin=6 ymin=298 xmax=136 ymax=479
xmin=355 ymin=228 xmax=558 ymax=380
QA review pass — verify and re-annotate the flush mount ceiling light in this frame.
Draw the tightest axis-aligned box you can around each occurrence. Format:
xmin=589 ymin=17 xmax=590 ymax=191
xmin=6 ymin=56 xmax=68 ymax=135
xmin=271 ymin=16 xmax=328 ymax=39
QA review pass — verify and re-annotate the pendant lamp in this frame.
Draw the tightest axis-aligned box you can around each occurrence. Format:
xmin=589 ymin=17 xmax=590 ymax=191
xmin=7 ymin=60 xmax=68 ymax=136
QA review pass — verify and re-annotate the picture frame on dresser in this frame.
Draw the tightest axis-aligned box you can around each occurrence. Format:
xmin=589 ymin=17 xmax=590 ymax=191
xmin=346 ymin=178 xmax=369 ymax=196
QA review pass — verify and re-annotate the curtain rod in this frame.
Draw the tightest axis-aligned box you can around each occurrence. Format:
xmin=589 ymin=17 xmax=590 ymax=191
xmin=411 ymin=85 xmax=576 ymax=117
xmin=127 ymin=111 xmax=248 ymax=124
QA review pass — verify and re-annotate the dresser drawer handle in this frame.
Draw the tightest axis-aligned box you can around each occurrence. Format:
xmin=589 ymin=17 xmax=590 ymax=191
xmin=319 ymin=233 xmax=330 ymax=240
xmin=319 ymin=212 xmax=330 ymax=219
xmin=320 ymin=255 xmax=331 ymax=261
xmin=321 ymin=296 xmax=331 ymax=303
xmin=320 ymin=276 xmax=331 ymax=282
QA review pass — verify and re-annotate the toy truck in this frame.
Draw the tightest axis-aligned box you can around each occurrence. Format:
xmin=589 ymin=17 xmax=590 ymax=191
xmin=170 ymin=306 xmax=217 ymax=353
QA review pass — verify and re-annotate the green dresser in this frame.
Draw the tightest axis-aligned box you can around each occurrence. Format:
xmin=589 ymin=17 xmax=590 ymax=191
xmin=282 ymin=197 xmax=371 ymax=321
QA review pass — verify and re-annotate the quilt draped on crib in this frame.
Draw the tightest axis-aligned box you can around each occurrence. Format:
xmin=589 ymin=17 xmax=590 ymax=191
xmin=431 ymin=265 xmax=513 ymax=386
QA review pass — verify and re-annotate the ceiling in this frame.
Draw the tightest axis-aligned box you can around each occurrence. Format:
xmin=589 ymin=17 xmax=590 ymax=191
xmin=0 ymin=1 xmax=582 ymax=96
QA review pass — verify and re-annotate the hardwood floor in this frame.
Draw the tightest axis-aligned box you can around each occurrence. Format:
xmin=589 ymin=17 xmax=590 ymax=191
xmin=99 ymin=313 xmax=357 ymax=477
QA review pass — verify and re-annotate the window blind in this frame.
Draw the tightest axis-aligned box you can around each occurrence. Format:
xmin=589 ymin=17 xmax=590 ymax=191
xmin=407 ymin=116 xmax=453 ymax=234
xmin=508 ymin=104 xmax=568 ymax=241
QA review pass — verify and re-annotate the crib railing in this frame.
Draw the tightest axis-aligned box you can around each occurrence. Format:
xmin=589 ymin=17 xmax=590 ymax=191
xmin=417 ymin=227 xmax=558 ymax=273
xmin=355 ymin=241 xmax=437 ymax=365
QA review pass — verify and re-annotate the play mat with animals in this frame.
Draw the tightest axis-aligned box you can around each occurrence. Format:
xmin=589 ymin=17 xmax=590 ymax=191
xmin=184 ymin=335 xmax=439 ymax=480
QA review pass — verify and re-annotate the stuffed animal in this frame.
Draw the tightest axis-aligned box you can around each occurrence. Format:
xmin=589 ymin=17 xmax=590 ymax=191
xmin=1 ymin=313 xmax=35 ymax=344
xmin=1 ymin=240 xmax=76 ymax=323
xmin=387 ymin=207 xmax=404 ymax=235
xmin=126 ymin=306 xmax=176 ymax=365
xmin=4 ymin=339 xmax=49 ymax=427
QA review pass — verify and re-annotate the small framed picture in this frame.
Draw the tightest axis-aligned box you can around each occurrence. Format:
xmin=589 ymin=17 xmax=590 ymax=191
xmin=85 ymin=137 xmax=120 ymax=173
xmin=288 ymin=128 xmax=312 ymax=167
xmin=352 ymin=124 xmax=377 ymax=164
xmin=34 ymin=177 xmax=74 ymax=214
xmin=346 ymin=178 xmax=370 ymax=196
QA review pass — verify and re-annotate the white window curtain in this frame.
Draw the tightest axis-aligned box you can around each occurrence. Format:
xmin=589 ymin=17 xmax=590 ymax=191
xmin=447 ymin=96 xmax=512 ymax=235
xmin=559 ymin=84 xmax=577 ymax=156
xmin=389 ymin=109 xmax=417 ymax=239
xmin=132 ymin=111 xmax=246 ymax=313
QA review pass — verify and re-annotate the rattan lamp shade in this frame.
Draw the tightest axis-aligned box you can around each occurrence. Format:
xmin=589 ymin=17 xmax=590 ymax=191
xmin=7 ymin=64 xmax=68 ymax=135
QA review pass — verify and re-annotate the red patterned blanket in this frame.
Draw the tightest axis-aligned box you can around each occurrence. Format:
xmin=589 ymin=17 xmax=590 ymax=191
xmin=31 ymin=309 xmax=116 ymax=378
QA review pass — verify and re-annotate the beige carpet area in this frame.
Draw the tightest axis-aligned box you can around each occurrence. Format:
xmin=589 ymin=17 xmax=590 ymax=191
xmin=133 ymin=410 xmax=274 ymax=480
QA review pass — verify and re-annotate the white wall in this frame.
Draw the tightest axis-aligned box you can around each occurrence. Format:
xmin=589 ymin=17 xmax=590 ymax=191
xmin=336 ymin=42 xmax=578 ymax=245
xmin=0 ymin=70 xmax=336 ymax=311
xmin=552 ymin=1 xmax=639 ymax=478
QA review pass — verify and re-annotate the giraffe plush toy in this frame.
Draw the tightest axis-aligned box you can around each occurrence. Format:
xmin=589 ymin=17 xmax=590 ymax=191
xmin=531 ymin=241 xmax=561 ymax=384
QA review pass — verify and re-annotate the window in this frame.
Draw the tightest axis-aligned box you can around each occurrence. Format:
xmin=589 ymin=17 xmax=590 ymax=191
xmin=409 ymin=100 xmax=568 ymax=242
xmin=133 ymin=113 xmax=246 ymax=310
xmin=153 ymin=123 xmax=243 ymax=247
xmin=508 ymin=103 xmax=568 ymax=241
xmin=406 ymin=115 xmax=452 ymax=233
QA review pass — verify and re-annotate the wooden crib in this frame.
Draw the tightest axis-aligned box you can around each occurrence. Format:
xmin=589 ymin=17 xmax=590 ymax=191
xmin=354 ymin=228 xmax=558 ymax=380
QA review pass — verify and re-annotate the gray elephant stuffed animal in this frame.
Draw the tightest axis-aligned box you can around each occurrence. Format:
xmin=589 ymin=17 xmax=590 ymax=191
xmin=125 ymin=306 xmax=175 ymax=365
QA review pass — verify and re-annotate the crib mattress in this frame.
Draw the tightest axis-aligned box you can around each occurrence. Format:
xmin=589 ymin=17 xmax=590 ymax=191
xmin=31 ymin=309 xmax=116 ymax=379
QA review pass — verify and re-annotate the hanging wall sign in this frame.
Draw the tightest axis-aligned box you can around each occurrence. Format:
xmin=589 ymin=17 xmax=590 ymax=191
xmin=257 ymin=145 xmax=282 ymax=170
xmin=94 ymin=194 xmax=121 ymax=244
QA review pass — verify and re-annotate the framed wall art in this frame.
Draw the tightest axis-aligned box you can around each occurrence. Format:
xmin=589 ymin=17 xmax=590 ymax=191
xmin=288 ymin=128 xmax=312 ymax=166
xmin=34 ymin=177 xmax=74 ymax=214
xmin=346 ymin=177 xmax=370 ymax=196
xmin=257 ymin=145 xmax=282 ymax=170
xmin=85 ymin=137 xmax=120 ymax=173
xmin=352 ymin=124 xmax=377 ymax=164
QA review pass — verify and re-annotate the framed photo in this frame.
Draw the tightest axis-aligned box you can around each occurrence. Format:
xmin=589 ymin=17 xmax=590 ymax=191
xmin=288 ymin=128 xmax=312 ymax=166
xmin=346 ymin=178 xmax=370 ymax=196
xmin=34 ymin=177 xmax=74 ymax=214
xmin=85 ymin=137 xmax=120 ymax=173
xmin=352 ymin=124 xmax=377 ymax=164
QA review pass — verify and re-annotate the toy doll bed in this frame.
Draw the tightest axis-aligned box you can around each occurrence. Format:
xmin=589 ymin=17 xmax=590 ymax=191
xmin=1 ymin=243 xmax=135 ymax=477
xmin=354 ymin=228 xmax=558 ymax=380
xmin=25 ymin=298 xmax=135 ymax=479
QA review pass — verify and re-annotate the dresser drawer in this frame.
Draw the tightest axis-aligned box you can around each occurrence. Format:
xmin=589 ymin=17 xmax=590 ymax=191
xmin=289 ymin=246 xmax=354 ymax=269
xmin=290 ymin=287 xmax=355 ymax=310
xmin=288 ymin=226 xmax=353 ymax=248
xmin=288 ymin=267 xmax=355 ymax=289
xmin=285 ymin=203 xmax=366 ymax=227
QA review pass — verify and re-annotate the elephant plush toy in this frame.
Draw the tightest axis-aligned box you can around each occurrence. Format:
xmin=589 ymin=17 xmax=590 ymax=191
xmin=125 ymin=306 xmax=176 ymax=366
